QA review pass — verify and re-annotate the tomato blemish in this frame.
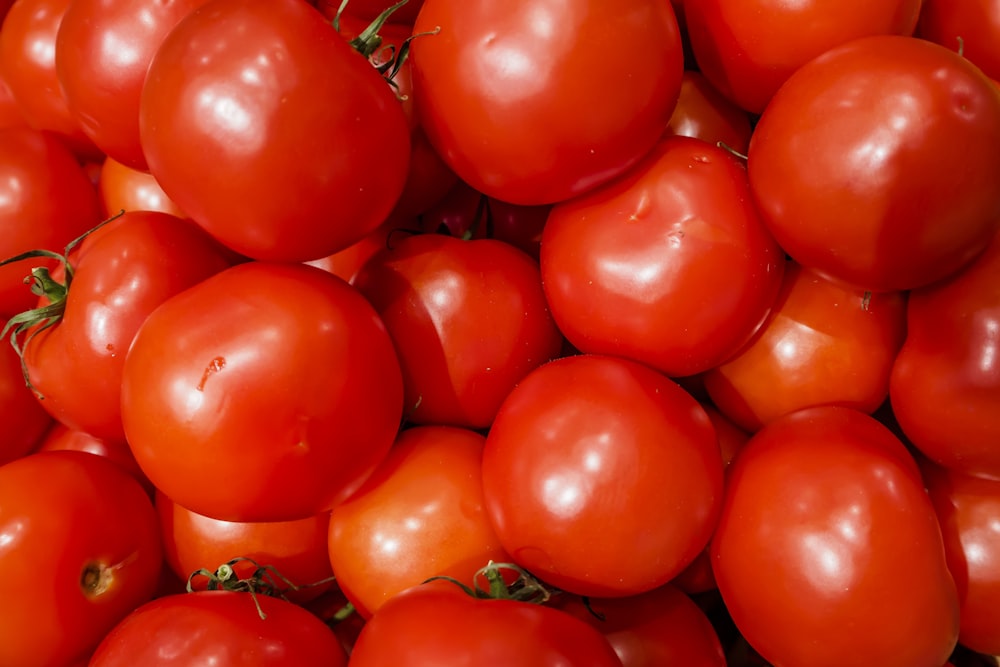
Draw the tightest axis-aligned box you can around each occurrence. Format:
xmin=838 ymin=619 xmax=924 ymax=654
xmin=196 ymin=356 xmax=226 ymax=392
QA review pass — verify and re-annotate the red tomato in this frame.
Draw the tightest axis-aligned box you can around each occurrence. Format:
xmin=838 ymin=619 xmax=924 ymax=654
xmin=685 ymin=0 xmax=921 ymax=114
xmin=97 ymin=155 xmax=187 ymax=219
xmin=664 ymin=71 xmax=754 ymax=156
xmin=318 ymin=0 xmax=423 ymax=25
xmin=411 ymin=0 xmax=684 ymax=205
xmin=353 ymin=233 xmax=563 ymax=429
xmin=304 ymin=213 xmax=420 ymax=284
xmin=0 ymin=451 xmax=162 ymax=667
xmin=0 ymin=68 xmax=25 ymax=128
xmin=918 ymin=0 xmax=1000 ymax=81
xmin=120 ymin=261 xmax=403 ymax=522
xmin=0 ymin=332 xmax=50 ymax=465
xmin=924 ymin=461 xmax=1000 ymax=656
xmin=0 ymin=0 xmax=100 ymax=159
xmin=703 ymin=263 xmax=907 ymax=432
xmin=483 ymin=354 xmax=724 ymax=597
xmin=18 ymin=211 xmax=233 ymax=445
xmin=89 ymin=590 xmax=347 ymax=666
xmin=711 ymin=406 xmax=960 ymax=667
xmin=890 ymin=230 xmax=1000 ymax=479
xmin=554 ymin=584 xmax=727 ymax=667
xmin=35 ymin=422 xmax=149 ymax=490
xmin=139 ymin=0 xmax=410 ymax=262
xmin=748 ymin=35 xmax=1000 ymax=292
xmin=55 ymin=0 xmax=211 ymax=169
xmin=541 ymin=135 xmax=784 ymax=377
xmin=329 ymin=426 xmax=510 ymax=617
xmin=0 ymin=127 xmax=101 ymax=315
xmin=347 ymin=579 xmax=623 ymax=666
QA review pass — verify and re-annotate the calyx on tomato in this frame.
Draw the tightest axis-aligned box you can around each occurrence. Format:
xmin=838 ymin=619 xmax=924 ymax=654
xmin=426 ymin=561 xmax=555 ymax=606
xmin=333 ymin=0 xmax=435 ymax=88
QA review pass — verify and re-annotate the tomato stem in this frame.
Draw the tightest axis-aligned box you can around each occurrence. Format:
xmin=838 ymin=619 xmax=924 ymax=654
xmin=425 ymin=561 xmax=557 ymax=605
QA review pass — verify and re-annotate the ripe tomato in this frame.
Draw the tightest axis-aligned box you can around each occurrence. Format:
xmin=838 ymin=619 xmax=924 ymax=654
xmin=353 ymin=233 xmax=563 ymax=429
xmin=89 ymin=590 xmax=347 ymax=666
xmin=334 ymin=0 xmax=423 ymax=24
xmin=684 ymin=0 xmax=921 ymax=114
xmin=411 ymin=0 xmax=684 ymax=205
xmin=0 ymin=451 xmax=162 ymax=667
xmin=347 ymin=579 xmax=623 ymax=666
xmin=918 ymin=0 xmax=1000 ymax=81
xmin=120 ymin=261 xmax=403 ymax=522
xmin=140 ymin=0 xmax=410 ymax=262
xmin=748 ymin=35 xmax=1000 ymax=292
xmin=483 ymin=354 xmax=724 ymax=597
xmin=97 ymin=155 xmax=187 ymax=219
xmin=664 ymin=71 xmax=753 ymax=155
xmin=703 ymin=263 xmax=907 ymax=432
xmin=35 ymin=422 xmax=149 ymax=490
xmin=0 ymin=68 xmax=25 ymax=128
xmin=0 ymin=332 xmax=50 ymax=465
xmin=711 ymin=406 xmax=960 ymax=667
xmin=329 ymin=426 xmax=510 ymax=617
xmin=890 ymin=230 xmax=1000 ymax=479
xmin=541 ymin=135 xmax=784 ymax=377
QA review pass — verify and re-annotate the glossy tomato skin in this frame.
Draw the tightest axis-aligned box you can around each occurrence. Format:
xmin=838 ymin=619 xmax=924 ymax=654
xmin=703 ymin=263 xmax=907 ymax=432
xmin=483 ymin=354 xmax=724 ymax=597
xmin=541 ymin=135 xmax=784 ymax=377
xmin=664 ymin=71 xmax=753 ymax=156
xmin=711 ymin=406 xmax=960 ymax=667
xmin=97 ymin=155 xmax=187 ymax=219
xmin=140 ymin=0 xmax=410 ymax=262
xmin=411 ymin=0 xmax=684 ymax=205
xmin=0 ymin=451 xmax=162 ymax=667
xmin=55 ymin=0 xmax=211 ymax=169
xmin=0 ymin=333 xmax=51 ymax=465
xmin=347 ymin=580 xmax=623 ymax=666
xmin=121 ymin=261 xmax=403 ymax=522
xmin=918 ymin=0 xmax=1000 ymax=81
xmin=22 ymin=211 xmax=234 ymax=445
xmin=685 ymin=0 xmax=921 ymax=114
xmin=89 ymin=590 xmax=347 ymax=666
xmin=36 ymin=422 xmax=149 ymax=491
xmin=354 ymin=233 xmax=563 ymax=429
xmin=749 ymin=35 xmax=1000 ymax=292
xmin=890 ymin=230 xmax=1000 ymax=479
xmin=328 ymin=426 xmax=509 ymax=617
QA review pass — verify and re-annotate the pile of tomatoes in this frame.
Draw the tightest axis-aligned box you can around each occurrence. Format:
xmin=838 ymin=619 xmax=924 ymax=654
xmin=1 ymin=0 xmax=999 ymax=664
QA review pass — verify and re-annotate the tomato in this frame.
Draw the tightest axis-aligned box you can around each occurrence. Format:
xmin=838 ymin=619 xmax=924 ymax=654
xmin=684 ymin=0 xmax=920 ymax=114
xmin=711 ymin=406 xmax=960 ymax=667
xmin=554 ymin=584 xmax=726 ymax=667
xmin=0 ymin=451 xmax=161 ymax=667
xmin=97 ymin=156 xmax=187 ymax=219
xmin=410 ymin=0 xmax=684 ymax=205
xmin=0 ymin=331 xmax=50 ymax=465
xmin=89 ymin=590 xmax=347 ymax=666
xmin=748 ymin=35 xmax=1000 ymax=292
xmin=305 ymin=213 xmax=420 ymax=284
xmin=890 ymin=230 xmax=1000 ymax=479
xmin=703 ymin=263 xmax=907 ymax=432
xmin=541 ymin=135 xmax=784 ymax=378
xmin=482 ymin=354 xmax=723 ymax=597
xmin=55 ymin=0 xmax=210 ymax=170
xmin=353 ymin=232 xmax=563 ymax=429
xmin=923 ymin=461 xmax=1000 ymax=656
xmin=0 ymin=68 xmax=25 ymax=128
xmin=329 ymin=426 xmax=509 ymax=617
xmin=347 ymin=579 xmax=623 ymax=666
xmin=0 ymin=127 xmax=101 ymax=315
xmin=139 ymin=0 xmax=411 ymax=262
xmin=664 ymin=71 xmax=754 ymax=156
xmin=0 ymin=0 xmax=100 ymax=159
xmin=918 ymin=0 xmax=1000 ymax=81
xmin=120 ymin=261 xmax=403 ymax=522
xmin=35 ymin=422 xmax=149 ymax=490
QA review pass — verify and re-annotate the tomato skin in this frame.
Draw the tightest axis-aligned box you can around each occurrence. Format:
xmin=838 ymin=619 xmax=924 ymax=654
xmin=703 ymin=263 xmax=907 ymax=432
xmin=685 ymin=0 xmax=920 ymax=114
xmin=890 ymin=230 xmax=1000 ymax=479
xmin=97 ymin=156 xmax=187 ymax=219
xmin=329 ymin=426 xmax=509 ymax=618
xmin=354 ymin=233 xmax=563 ymax=429
xmin=140 ymin=0 xmax=411 ymax=262
xmin=411 ymin=0 xmax=684 ymax=205
xmin=711 ymin=406 xmax=960 ymax=667
xmin=347 ymin=580 xmax=623 ymax=666
xmin=89 ymin=590 xmax=347 ymax=666
xmin=918 ymin=0 xmax=1000 ymax=81
xmin=541 ymin=135 xmax=784 ymax=377
xmin=483 ymin=354 xmax=724 ymax=597
xmin=664 ymin=71 xmax=753 ymax=156
xmin=0 ymin=451 xmax=162 ymax=667
xmin=0 ymin=333 xmax=51 ymax=465
xmin=120 ymin=261 xmax=403 ymax=522
xmin=35 ymin=423 xmax=149 ymax=490
xmin=749 ymin=35 xmax=1000 ymax=292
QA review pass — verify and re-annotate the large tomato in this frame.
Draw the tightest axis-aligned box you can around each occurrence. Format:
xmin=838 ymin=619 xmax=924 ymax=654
xmin=410 ymin=0 xmax=684 ymax=205
xmin=89 ymin=590 xmax=347 ymax=666
xmin=0 ymin=451 xmax=162 ymax=667
xmin=120 ymin=261 xmax=403 ymax=522
xmin=890 ymin=229 xmax=1000 ymax=479
xmin=917 ymin=0 xmax=1000 ymax=81
xmin=748 ymin=35 xmax=1000 ymax=292
xmin=0 ymin=332 xmax=50 ymax=465
xmin=711 ymin=406 xmax=960 ymax=667
xmin=541 ymin=135 xmax=784 ymax=377
xmin=482 ymin=354 xmax=724 ymax=597
xmin=139 ymin=0 xmax=410 ymax=261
